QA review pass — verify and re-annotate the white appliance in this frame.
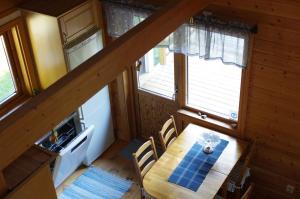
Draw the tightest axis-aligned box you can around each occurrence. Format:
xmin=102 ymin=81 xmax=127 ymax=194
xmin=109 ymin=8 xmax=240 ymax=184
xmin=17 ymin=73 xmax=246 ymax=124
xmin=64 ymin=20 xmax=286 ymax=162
xmin=81 ymin=86 xmax=115 ymax=165
xmin=65 ymin=29 xmax=115 ymax=166
xmin=65 ymin=29 xmax=103 ymax=70
xmin=52 ymin=125 xmax=94 ymax=187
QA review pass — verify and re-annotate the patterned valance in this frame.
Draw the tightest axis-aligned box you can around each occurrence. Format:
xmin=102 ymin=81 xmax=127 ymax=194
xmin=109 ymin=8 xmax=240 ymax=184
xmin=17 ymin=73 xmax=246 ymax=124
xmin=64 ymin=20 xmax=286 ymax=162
xmin=103 ymin=0 xmax=255 ymax=68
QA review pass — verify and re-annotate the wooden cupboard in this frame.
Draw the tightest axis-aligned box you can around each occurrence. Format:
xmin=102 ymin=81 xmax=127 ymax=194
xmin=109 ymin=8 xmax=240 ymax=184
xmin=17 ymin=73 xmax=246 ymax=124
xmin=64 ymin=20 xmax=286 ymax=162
xmin=5 ymin=165 xmax=56 ymax=199
xmin=20 ymin=0 xmax=101 ymax=89
xmin=3 ymin=146 xmax=56 ymax=199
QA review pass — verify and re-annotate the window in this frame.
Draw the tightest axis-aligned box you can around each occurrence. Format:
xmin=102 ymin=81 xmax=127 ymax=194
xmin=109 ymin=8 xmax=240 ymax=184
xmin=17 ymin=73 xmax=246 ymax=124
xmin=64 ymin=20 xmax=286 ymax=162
xmin=137 ymin=47 xmax=175 ymax=99
xmin=0 ymin=18 xmax=37 ymax=116
xmin=187 ymin=57 xmax=242 ymax=121
xmin=0 ymin=35 xmax=19 ymax=104
xmin=0 ymin=32 xmax=23 ymax=108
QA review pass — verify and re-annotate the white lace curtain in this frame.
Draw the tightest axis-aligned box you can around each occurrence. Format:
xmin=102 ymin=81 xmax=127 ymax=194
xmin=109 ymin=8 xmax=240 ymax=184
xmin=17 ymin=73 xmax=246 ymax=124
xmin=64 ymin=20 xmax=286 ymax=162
xmin=103 ymin=1 xmax=250 ymax=68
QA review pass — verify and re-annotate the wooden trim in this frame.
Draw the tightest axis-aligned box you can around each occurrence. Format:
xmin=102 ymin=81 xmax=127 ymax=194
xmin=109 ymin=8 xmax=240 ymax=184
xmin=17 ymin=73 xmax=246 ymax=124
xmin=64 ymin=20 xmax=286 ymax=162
xmin=4 ymin=164 xmax=56 ymax=199
xmin=175 ymin=53 xmax=186 ymax=108
xmin=176 ymin=50 xmax=239 ymax=132
xmin=125 ymin=67 xmax=138 ymax=138
xmin=177 ymin=109 xmax=237 ymax=136
xmin=6 ymin=28 xmax=27 ymax=95
xmin=183 ymin=105 xmax=238 ymax=125
xmin=0 ymin=172 xmax=7 ymax=197
xmin=12 ymin=17 xmax=40 ymax=93
xmin=115 ymin=73 xmax=131 ymax=141
xmin=177 ymin=37 xmax=253 ymax=136
xmin=130 ymin=64 xmax=142 ymax=137
xmin=237 ymin=35 xmax=255 ymax=138
xmin=0 ymin=17 xmax=21 ymax=33
xmin=0 ymin=0 xmax=210 ymax=170
xmin=0 ymin=22 xmax=30 ymax=116
xmin=0 ymin=17 xmax=38 ymax=118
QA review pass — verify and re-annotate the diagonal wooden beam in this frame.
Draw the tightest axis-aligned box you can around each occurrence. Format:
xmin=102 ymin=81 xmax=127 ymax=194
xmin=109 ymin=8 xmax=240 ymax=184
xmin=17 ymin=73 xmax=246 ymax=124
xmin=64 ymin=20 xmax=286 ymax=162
xmin=0 ymin=0 xmax=210 ymax=170
xmin=0 ymin=172 xmax=7 ymax=197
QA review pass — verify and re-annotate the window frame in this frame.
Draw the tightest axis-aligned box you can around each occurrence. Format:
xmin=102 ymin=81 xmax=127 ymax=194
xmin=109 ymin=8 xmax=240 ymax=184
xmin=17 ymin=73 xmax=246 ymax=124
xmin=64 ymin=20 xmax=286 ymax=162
xmin=0 ymin=17 xmax=38 ymax=117
xmin=176 ymin=36 xmax=253 ymax=136
xmin=136 ymin=47 xmax=176 ymax=101
xmin=185 ymin=56 xmax=243 ymax=124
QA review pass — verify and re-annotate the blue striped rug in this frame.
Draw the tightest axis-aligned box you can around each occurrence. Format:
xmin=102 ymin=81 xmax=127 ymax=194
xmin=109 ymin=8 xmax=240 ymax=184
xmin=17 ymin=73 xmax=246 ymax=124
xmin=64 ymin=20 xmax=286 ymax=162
xmin=59 ymin=167 xmax=132 ymax=199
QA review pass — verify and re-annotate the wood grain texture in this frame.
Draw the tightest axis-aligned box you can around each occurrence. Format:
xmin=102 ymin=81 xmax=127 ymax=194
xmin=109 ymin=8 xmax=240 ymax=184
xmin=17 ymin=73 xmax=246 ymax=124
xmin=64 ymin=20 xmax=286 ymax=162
xmin=59 ymin=1 xmax=99 ymax=44
xmin=0 ymin=172 xmax=7 ymax=197
xmin=0 ymin=0 xmax=24 ymax=16
xmin=138 ymin=90 xmax=178 ymax=145
xmin=0 ymin=0 xmax=299 ymax=197
xmin=143 ymin=123 xmax=248 ymax=199
xmin=3 ymin=146 xmax=55 ymax=191
xmin=169 ymin=2 xmax=300 ymax=198
xmin=142 ymin=0 xmax=300 ymax=20
xmin=23 ymin=11 xmax=67 ymax=89
xmin=0 ymin=0 xmax=210 ymax=170
xmin=4 ymin=165 xmax=57 ymax=199
xmin=20 ymin=0 xmax=87 ymax=17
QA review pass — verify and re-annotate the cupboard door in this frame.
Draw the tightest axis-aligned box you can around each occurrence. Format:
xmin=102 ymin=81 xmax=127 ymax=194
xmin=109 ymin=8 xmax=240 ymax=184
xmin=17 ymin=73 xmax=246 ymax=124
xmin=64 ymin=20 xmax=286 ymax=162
xmin=60 ymin=1 xmax=98 ymax=44
xmin=5 ymin=165 xmax=57 ymax=199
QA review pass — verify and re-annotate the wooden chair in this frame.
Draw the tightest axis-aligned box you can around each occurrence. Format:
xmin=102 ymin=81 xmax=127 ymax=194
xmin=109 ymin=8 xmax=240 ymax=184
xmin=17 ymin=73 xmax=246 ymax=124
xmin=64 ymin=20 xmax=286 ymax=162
xmin=132 ymin=137 xmax=158 ymax=199
xmin=218 ymin=141 xmax=256 ymax=199
xmin=233 ymin=141 xmax=256 ymax=199
xmin=240 ymin=183 xmax=255 ymax=199
xmin=158 ymin=115 xmax=178 ymax=151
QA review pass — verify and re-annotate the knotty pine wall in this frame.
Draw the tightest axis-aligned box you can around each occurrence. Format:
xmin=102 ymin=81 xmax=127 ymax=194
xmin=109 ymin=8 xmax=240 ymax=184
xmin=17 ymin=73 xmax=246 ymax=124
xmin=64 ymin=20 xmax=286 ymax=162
xmin=136 ymin=0 xmax=300 ymax=198
xmin=0 ymin=0 xmax=299 ymax=198
xmin=207 ymin=2 xmax=300 ymax=198
xmin=245 ymin=23 xmax=300 ymax=198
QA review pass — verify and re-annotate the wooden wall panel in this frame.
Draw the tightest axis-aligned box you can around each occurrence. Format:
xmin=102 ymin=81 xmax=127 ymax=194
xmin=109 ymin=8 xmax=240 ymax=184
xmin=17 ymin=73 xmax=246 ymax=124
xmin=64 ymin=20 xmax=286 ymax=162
xmin=0 ymin=0 xmax=24 ymax=15
xmin=253 ymin=145 xmax=300 ymax=182
xmin=0 ymin=0 xmax=299 ymax=197
xmin=256 ymin=25 xmax=300 ymax=47
xmin=250 ymin=64 xmax=299 ymax=98
xmin=254 ymin=39 xmax=300 ymax=60
xmin=251 ymin=166 xmax=300 ymax=199
xmin=0 ymin=0 xmax=210 ymax=170
xmin=138 ymin=91 xmax=177 ymax=145
xmin=245 ymin=12 xmax=300 ymax=198
xmin=140 ymin=1 xmax=300 ymax=197
xmin=252 ymin=51 xmax=300 ymax=73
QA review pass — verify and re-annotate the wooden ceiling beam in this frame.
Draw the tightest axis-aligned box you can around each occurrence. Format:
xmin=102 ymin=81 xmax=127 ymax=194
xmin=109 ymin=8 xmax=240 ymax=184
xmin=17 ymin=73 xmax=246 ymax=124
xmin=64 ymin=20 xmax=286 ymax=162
xmin=213 ymin=0 xmax=300 ymax=21
xmin=0 ymin=0 xmax=209 ymax=170
xmin=141 ymin=0 xmax=300 ymax=20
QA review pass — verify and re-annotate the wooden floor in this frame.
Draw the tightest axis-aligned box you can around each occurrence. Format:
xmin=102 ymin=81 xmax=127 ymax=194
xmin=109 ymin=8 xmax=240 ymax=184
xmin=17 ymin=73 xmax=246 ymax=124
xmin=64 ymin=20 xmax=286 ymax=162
xmin=56 ymin=140 xmax=141 ymax=199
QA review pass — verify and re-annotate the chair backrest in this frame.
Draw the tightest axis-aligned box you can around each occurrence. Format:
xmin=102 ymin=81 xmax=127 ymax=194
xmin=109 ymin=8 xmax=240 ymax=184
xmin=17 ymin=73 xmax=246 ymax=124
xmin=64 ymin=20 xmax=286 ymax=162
xmin=232 ymin=141 xmax=256 ymax=199
xmin=241 ymin=183 xmax=255 ymax=199
xmin=236 ymin=141 xmax=256 ymax=188
xmin=158 ymin=115 xmax=178 ymax=151
xmin=132 ymin=137 xmax=158 ymax=187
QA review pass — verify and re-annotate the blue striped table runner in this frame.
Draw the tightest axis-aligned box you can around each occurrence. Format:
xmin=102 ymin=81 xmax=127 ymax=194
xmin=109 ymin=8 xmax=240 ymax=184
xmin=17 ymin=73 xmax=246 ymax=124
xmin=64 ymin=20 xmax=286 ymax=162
xmin=168 ymin=139 xmax=229 ymax=191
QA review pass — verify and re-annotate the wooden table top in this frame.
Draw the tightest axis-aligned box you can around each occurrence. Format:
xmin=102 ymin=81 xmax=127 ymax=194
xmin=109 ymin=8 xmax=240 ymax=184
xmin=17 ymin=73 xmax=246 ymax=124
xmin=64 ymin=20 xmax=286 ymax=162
xmin=143 ymin=124 xmax=248 ymax=199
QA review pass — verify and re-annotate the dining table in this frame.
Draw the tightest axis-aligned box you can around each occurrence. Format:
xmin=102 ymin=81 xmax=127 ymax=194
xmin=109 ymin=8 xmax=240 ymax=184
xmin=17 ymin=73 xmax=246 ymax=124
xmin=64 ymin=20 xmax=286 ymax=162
xmin=143 ymin=123 xmax=248 ymax=199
